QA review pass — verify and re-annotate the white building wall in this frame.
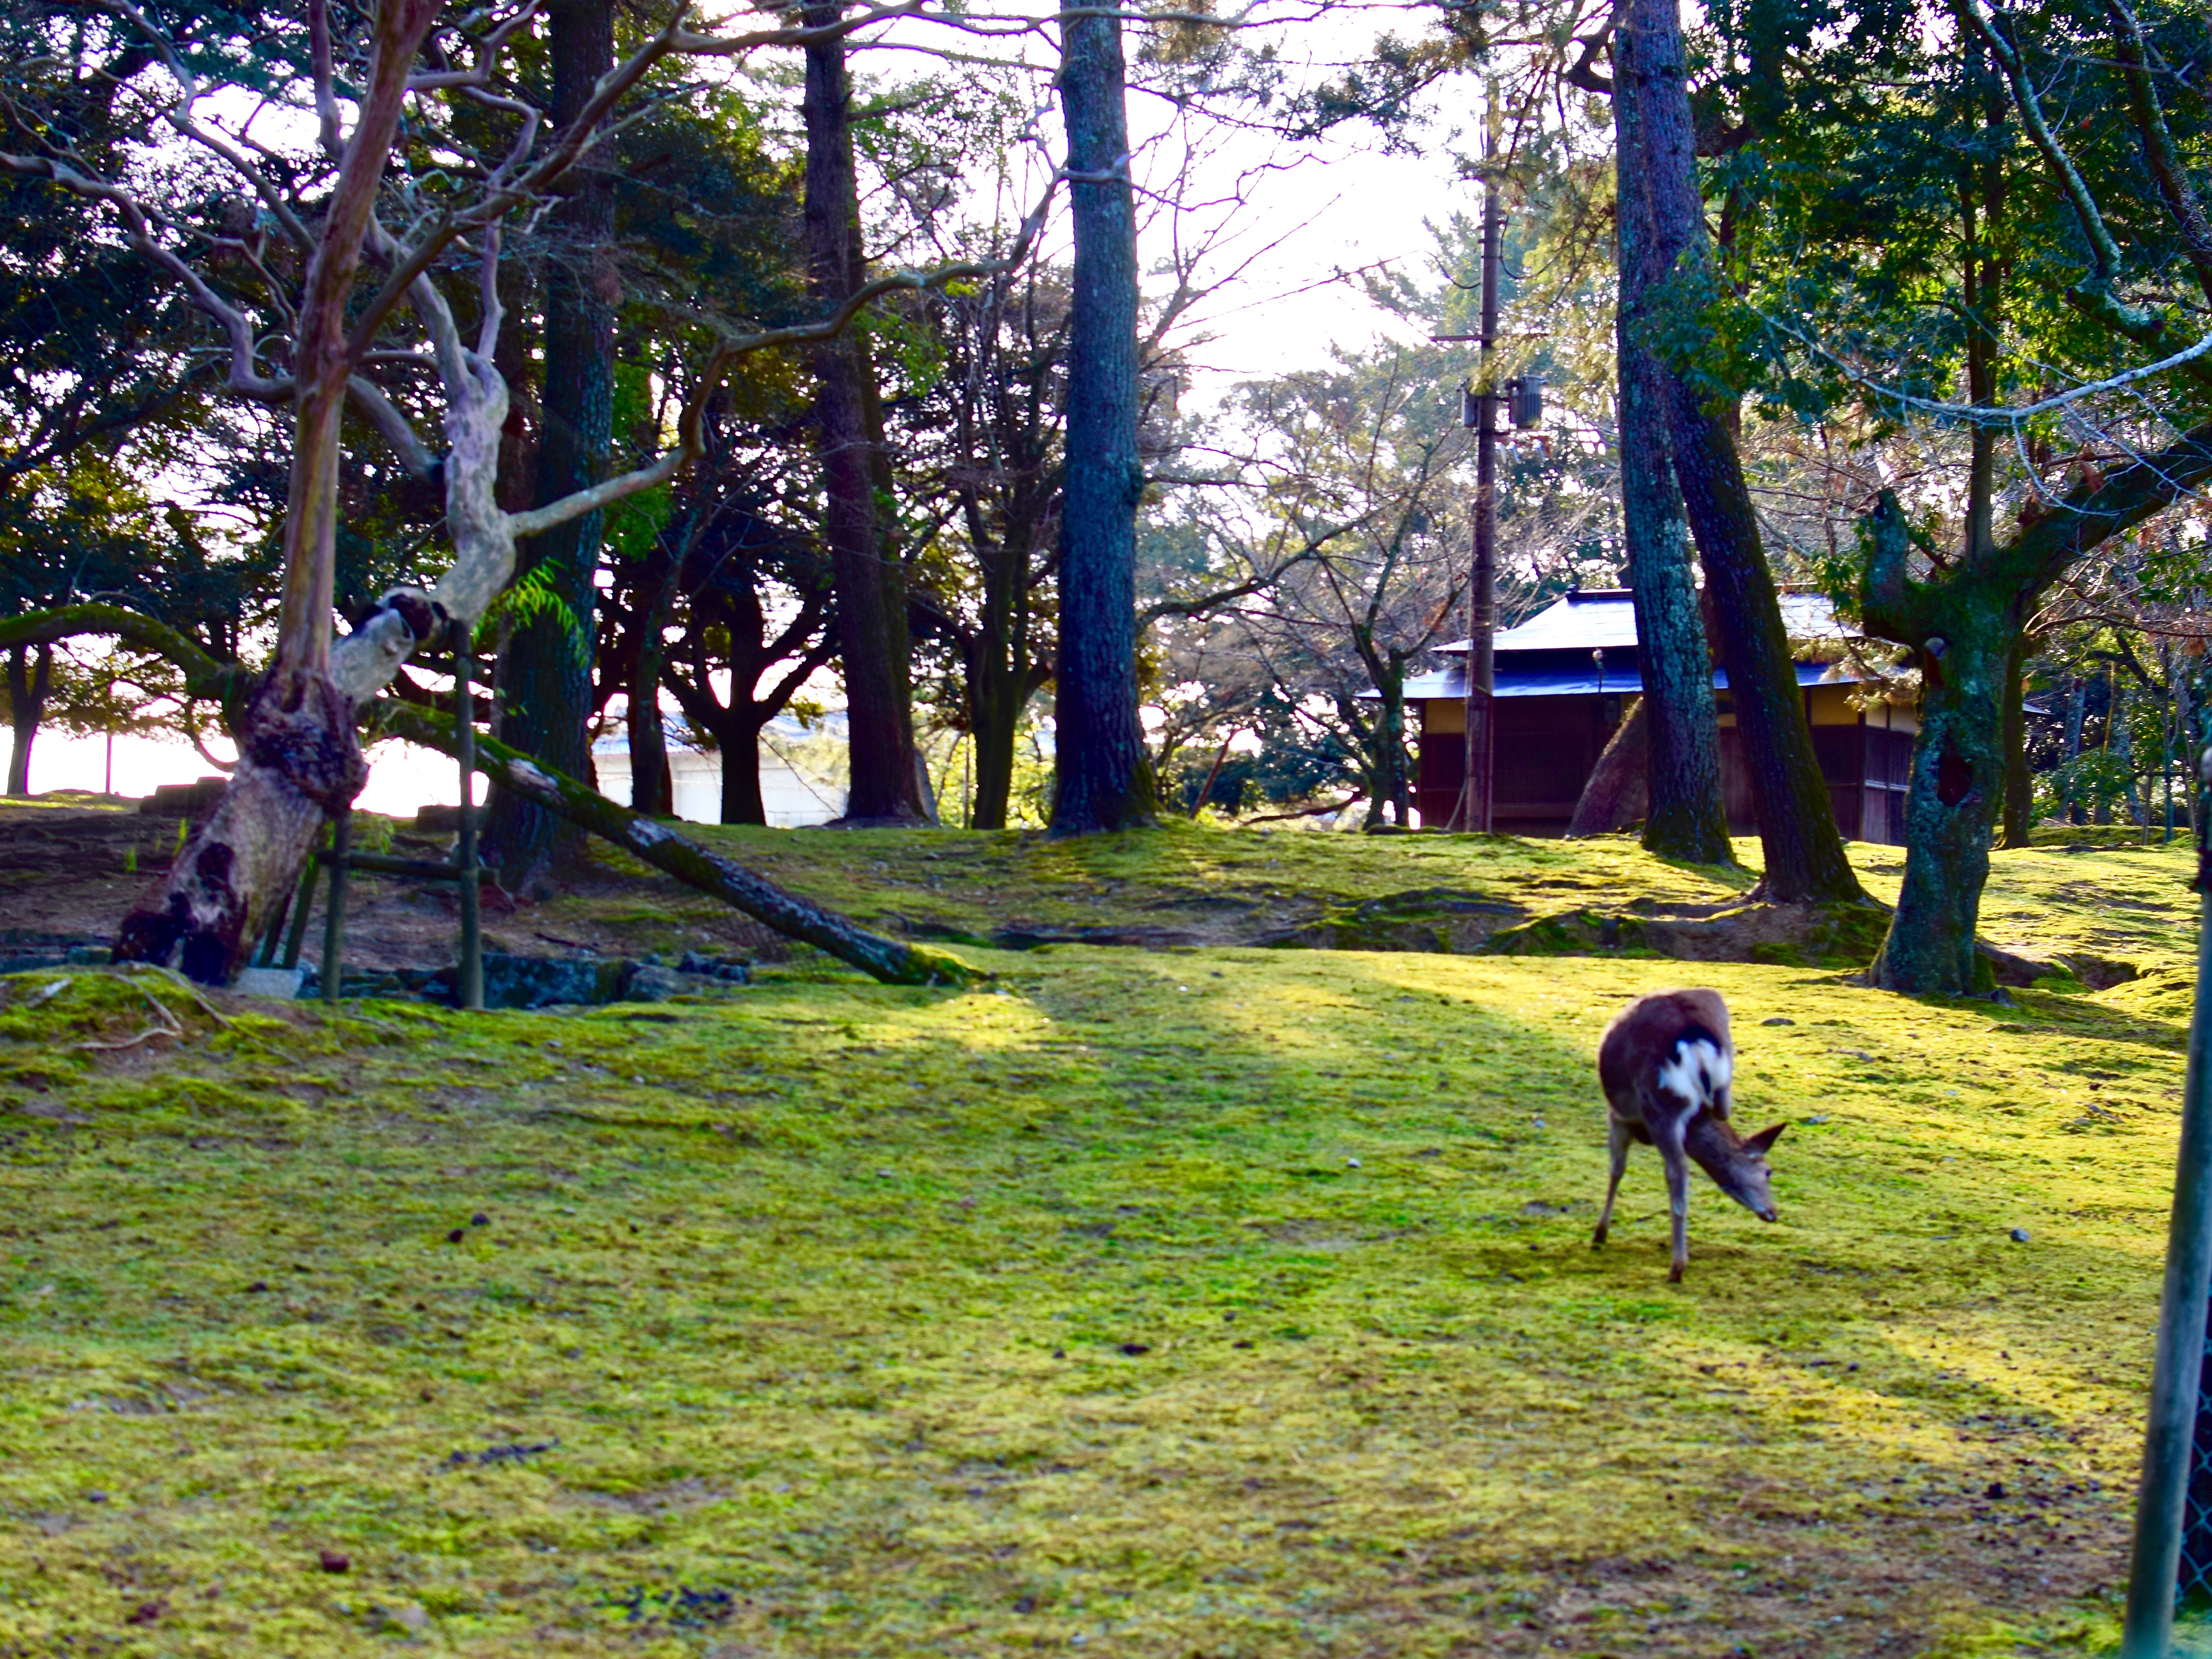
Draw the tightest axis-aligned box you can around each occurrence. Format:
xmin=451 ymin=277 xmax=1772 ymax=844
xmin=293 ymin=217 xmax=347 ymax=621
xmin=593 ymin=710 xmax=846 ymax=828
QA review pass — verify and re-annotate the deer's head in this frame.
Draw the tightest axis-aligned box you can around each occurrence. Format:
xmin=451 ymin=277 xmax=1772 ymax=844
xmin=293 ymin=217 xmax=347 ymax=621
xmin=1687 ymin=1117 xmax=1786 ymax=1222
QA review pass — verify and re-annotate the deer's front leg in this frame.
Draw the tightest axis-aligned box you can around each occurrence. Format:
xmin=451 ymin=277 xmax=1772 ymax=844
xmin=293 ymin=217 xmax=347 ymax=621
xmin=1593 ymin=1113 xmax=1632 ymax=1248
xmin=1652 ymin=1113 xmax=1693 ymax=1282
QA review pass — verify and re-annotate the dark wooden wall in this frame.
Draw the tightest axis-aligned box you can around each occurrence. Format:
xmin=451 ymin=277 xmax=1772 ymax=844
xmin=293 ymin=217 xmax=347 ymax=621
xmin=1416 ymin=696 xmax=1910 ymax=844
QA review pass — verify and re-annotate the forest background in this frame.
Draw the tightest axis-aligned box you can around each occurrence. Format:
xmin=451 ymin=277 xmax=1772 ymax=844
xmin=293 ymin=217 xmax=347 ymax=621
xmin=0 ymin=0 xmax=2207 ymax=1000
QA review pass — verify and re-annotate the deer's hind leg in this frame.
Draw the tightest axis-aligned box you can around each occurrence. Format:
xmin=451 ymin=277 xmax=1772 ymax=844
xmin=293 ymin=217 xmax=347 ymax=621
xmin=1593 ymin=1113 xmax=1633 ymax=1248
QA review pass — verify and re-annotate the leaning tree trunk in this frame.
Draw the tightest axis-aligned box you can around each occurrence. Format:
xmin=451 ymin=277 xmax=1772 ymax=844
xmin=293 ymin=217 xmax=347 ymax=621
xmin=1623 ymin=0 xmax=1862 ymax=903
xmin=805 ymin=10 xmax=924 ymax=824
xmin=112 ymin=0 xmax=441 ymax=983
xmin=483 ymin=0 xmax=616 ymax=885
xmin=6 ymin=643 xmax=52 ymax=797
xmin=1049 ymin=4 xmax=1155 ymax=835
xmin=1612 ymin=26 xmax=1732 ymax=867
xmin=1568 ymin=696 xmax=1652 ymax=836
xmin=380 ymin=702 xmax=977 ymax=983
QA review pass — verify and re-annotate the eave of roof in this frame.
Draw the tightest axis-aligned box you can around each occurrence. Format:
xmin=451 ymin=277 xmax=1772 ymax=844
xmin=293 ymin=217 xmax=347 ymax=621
xmin=1388 ymin=659 xmax=1876 ymax=701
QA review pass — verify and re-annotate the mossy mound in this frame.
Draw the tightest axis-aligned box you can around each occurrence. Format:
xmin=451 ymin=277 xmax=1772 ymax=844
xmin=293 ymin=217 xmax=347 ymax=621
xmin=1257 ymin=888 xmax=1527 ymax=953
xmin=1484 ymin=899 xmax=1897 ymax=972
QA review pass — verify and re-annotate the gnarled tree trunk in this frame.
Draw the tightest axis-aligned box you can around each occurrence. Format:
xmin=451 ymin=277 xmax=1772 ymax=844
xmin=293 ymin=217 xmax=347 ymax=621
xmin=1863 ymin=497 xmax=2013 ymax=991
xmin=113 ymin=0 xmax=441 ymax=982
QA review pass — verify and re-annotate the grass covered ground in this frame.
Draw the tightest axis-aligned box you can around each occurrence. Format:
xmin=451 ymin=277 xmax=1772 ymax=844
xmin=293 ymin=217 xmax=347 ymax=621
xmin=0 ymin=825 xmax=2203 ymax=1656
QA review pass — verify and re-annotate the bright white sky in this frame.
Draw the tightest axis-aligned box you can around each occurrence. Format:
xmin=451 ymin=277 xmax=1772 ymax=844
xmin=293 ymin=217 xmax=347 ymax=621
xmin=5 ymin=4 xmax=1471 ymax=811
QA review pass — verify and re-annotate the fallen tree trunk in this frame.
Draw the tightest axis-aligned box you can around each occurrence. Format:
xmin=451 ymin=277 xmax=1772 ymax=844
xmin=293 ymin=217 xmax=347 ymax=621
xmin=376 ymin=701 xmax=981 ymax=987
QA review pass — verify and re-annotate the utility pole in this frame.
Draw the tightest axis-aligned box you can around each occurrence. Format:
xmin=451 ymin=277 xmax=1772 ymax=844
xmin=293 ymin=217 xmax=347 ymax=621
xmin=1451 ymin=87 xmax=1503 ymax=834
xmin=2120 ymin=747 xmax=2212 ymax=1653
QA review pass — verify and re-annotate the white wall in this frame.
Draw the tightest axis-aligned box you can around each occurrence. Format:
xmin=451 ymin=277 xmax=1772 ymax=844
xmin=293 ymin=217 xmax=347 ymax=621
xmin=593 ymin=739 xmax=845 ymax=828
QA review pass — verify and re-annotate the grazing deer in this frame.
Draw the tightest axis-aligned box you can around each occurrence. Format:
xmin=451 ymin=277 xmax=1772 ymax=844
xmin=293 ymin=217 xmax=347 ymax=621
xmin=1592 ymin=988 xmax=1785 ymax=1281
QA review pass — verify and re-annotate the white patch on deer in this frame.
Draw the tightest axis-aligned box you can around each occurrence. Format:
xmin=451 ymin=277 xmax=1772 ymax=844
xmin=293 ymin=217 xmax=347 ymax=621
xmin=1656 ymin=1035 xmax=1730 ymax=1112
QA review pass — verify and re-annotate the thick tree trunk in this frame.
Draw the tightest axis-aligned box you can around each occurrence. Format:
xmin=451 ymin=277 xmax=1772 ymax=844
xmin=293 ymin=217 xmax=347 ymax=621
xmin=1869 ymin=622 xmax=2009 ymax=993
xmin=1612 ymin=30 xmax=1733 ymax=867
xmin=484 ymin=0 xmax=615 ymax=885
xmin=1049 ymin=6 xmax=1155 ymax=835
xmin=2000 ymin=634 xmax=2034 ymax=846
xmin=968 ymin=647 xmax=1032 ymax=832
xmin=664 ymin=594 xmax=838 ymax=829
xmin=805 ymin=12 xmax=923 ymax=825
xmin=720 ymin=726 xmax=769 ymax=825
xmin=666 ymin=677 xmax=770 ymax=826
xmin=964 ymin=515 xmax=1046 ymax=830
xmin=969 ymin=678 xmax=1019 ymax=830
xmin=1366 ymin=659 xmax=1411 ymax=829
xmin=112 ymin=0 xmax=439 ymax=983
xmin=1622 ymin=0 xmax=1861 ymax=903
xmin=6 ymin=643 xmax=52 ymax=797
xmin=1863 ymin=121 xmax=2052 ymax=987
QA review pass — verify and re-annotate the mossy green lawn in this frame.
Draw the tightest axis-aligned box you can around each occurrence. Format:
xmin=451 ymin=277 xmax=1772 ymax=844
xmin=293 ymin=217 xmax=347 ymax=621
xmin=0 ymin=830 xmax=2201 ymax=1656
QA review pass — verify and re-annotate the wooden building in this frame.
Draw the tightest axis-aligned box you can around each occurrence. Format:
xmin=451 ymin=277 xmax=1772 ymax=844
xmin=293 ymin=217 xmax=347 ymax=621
xmin=1398 ymin=589 xmax=1917 ymax=842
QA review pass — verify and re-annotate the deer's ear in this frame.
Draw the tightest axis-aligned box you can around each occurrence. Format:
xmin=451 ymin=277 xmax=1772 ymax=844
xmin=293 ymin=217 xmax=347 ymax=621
xmin=1744 ymin=1122 xmax=1787 ymax=1156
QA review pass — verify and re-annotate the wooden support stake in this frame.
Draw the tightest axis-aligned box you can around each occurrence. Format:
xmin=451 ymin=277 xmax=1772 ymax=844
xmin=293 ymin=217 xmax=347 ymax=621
xmin=454 ymin=644 xmax=484 ymax=1012
xmin=254 ymin=881 xmax=295 ymax=967
xmin=321 ymin=811 xmax=351 ymax=1006
xmin=281 ymin=827 xmax=323 ymax=970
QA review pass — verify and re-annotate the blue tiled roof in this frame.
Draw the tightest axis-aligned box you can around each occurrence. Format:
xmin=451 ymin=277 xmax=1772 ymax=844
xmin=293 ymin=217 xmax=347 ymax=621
xmin=1433 ymin=588 xmax=1853 ymax=656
